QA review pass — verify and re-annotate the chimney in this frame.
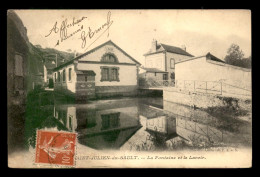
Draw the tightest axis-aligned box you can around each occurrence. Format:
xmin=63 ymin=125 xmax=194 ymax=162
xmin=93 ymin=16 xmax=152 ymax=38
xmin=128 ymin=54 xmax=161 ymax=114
xmin=151 ymin=39 xmax=157 ymax=52
xmin=181 ymin=45 xmax=186 ymax=51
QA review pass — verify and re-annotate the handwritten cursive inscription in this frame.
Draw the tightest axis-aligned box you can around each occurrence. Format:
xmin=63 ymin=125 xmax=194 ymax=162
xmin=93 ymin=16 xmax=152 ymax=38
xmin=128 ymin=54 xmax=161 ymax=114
xmin=45 ymin=11 xmax=113 ymax=50
xmin=80 ymin=11 xmax=113 ymax=50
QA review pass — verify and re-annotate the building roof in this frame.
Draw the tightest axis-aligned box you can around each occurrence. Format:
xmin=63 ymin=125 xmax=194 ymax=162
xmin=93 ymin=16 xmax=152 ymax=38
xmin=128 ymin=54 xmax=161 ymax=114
xmin=160 ymin=43 xmax=194 ymax=57
xmin=76 ymin=70 xmax=96 ymax=76
xmin=142 ymin=67 xmax=168 ymax=73
xmin=175 ymin=52 xmax=225 ymax=65
xmin=53 ymin=40 xmax=141 ymax=71
xmin=206 ymin=53 xmax=225 ymax=63
xmin=144 ymin=42 xmax=194 ymax=57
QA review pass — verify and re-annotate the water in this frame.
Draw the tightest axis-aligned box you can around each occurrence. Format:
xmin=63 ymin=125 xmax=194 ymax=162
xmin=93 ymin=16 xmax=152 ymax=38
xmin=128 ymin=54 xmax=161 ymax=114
xmin=14 ymin=95 xmax=251 ymax=153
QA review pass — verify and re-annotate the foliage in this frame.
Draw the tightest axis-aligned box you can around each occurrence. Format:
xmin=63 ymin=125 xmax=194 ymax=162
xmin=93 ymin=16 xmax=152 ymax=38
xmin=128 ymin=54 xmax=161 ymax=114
xmin=224 ymin=44 xmax=251 ymax=69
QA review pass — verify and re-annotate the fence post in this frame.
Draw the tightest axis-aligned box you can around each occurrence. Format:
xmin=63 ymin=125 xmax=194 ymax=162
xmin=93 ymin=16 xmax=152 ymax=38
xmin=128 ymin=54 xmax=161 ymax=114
xmin=194 ymin=81 xmax=195 ymax=92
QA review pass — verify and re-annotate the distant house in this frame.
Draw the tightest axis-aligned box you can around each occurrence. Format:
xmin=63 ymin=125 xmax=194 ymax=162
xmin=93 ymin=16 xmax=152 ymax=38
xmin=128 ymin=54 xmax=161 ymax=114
xmin=52 ymin=40 xmax=141 ymax=100
xmin=43 ymin=61 xmax=56 ymax=87
xmin=142 ymin=39 xmax=194 ymax=81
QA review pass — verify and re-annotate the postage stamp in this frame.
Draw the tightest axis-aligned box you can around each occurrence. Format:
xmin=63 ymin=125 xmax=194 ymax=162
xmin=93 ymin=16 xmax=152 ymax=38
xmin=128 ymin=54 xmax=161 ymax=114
xmin=35 ymin=130 xmax=77 ymax=166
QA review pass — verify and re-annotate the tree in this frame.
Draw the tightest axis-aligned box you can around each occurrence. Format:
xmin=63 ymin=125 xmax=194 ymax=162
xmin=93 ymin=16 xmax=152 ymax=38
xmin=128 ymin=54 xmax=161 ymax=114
xmin=242 ymin=56 xmax=251 ymax=69
xmin=224 ymin=44 xmax=251 ymax=69
xmin=224 ymin=44 xmax=245 ymax=67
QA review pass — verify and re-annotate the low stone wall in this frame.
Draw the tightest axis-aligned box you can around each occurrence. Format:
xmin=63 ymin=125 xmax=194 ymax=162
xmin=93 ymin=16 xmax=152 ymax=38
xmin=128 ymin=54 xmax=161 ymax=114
xmin=95 ymin=85 xmax=138 ymax=97
xmin=163 ymin=88 xmax=251 ymax=110
xmin=54 ymin=83 xmax=138 ymax=100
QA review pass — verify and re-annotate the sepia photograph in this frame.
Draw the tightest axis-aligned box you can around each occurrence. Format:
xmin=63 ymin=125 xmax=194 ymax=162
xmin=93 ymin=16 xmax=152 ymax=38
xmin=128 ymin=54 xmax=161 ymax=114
xmin=7 ymin=9 xmax=252 ymax=168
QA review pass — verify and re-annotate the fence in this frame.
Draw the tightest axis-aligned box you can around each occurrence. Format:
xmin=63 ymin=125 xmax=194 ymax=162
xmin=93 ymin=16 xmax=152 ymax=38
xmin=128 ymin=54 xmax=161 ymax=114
xmin=175 ymin=80 xmax=251 ymax=97
xmin=176 ymin=117 xmax=224 ymax=142
xmin=139 ymin=78 xmax=251 ymax=97
xmin=139 ymin=79 xmax=175 ymax=88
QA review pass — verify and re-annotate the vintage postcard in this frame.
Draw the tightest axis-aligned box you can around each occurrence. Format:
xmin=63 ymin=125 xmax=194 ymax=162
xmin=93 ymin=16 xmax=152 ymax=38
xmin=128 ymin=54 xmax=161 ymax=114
xmin=7 ymin=9 xmax=252 ymax=168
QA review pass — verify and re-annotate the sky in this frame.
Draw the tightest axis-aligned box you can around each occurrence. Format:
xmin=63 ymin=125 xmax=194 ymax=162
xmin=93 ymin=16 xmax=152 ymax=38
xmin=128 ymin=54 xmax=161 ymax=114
xmin=15 ymin=9 xmax=251 ymax=65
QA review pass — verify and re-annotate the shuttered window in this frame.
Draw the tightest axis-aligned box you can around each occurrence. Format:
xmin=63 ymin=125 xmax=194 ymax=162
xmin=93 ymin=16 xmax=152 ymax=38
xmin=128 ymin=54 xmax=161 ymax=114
xmin=63 ymin=69 xmax=66 ymax=82
xmin=58 ymin=72 xmax=61 ymax=82
xmin=68 ymin=68 xmax=72 ymax=81
xmin=54 ymin=73 xmax=57 ymax=82
xmin=100 ymin=67 xmax=119 ymax=82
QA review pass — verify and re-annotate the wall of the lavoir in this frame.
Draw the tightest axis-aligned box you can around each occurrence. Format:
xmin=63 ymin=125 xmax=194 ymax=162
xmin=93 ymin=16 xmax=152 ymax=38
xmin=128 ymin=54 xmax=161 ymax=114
xmin=175 ymin=56 xmax=251 ymax=89
xmin=163 ymin=88 xmax=251 ymax=109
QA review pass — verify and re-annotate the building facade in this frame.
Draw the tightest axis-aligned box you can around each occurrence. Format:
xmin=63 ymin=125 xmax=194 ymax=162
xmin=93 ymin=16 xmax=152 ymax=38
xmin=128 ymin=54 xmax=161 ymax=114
xmin=53 ymin=40 xmax=141 ymax=100
xmin=142 ymin=39 xmax=194 ymax=81
xmin=7 ymin=10 xmax=29 ymax=107
xmin=175 ymin=53 xmax=251 ymax=89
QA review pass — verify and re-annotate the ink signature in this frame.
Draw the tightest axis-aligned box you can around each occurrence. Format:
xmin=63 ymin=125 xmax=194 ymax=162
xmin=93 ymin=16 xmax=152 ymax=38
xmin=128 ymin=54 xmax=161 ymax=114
xmin=45 ymin=11 xmax=113 ymax=50
xmin=80 ymin=11 xmax=113 ymax=50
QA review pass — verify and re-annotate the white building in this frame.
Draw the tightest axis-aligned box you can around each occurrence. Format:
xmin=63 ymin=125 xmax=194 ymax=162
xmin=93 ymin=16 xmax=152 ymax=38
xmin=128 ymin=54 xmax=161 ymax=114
xmin=175 ymin=52 xmax=251 ymax=88
xmin=174 ymin=52 xmax=251 ymax=98
xmin=52 ymin=40 xmax=141 ymax=100
xmin=142 ymin=39 xmax=194 ymax=81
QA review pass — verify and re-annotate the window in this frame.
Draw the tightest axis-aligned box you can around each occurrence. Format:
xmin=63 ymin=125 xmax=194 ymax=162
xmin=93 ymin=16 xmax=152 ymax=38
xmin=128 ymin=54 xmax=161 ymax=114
xmin=170 ymin=58 xmax=175 ymax=69
xmin=101 ymin=53 xmax=118 ymax=63
xmin=101 ymin=68 xmax=109 ymax=81
xmin=54 ymin=73 xmax=57 ymax=82
xmin=101 ymin=113 xmax=120 ymax=130
xmin=163 ymin=73 xmax=168 ymax=80
xmin=100 ymin=67 xmax=119 ymax=82
xmin=14 ymin=55 xmax=23 ymax=76
xmin=58 ymin=72 xmax=61 ymax=82
xmin=111 ymin=68 xmax=118 ymax=81
xmin=68 ymin=68 xmax=72 ymax=81
xmin=62 ymin=69 xmax=66 ymax=82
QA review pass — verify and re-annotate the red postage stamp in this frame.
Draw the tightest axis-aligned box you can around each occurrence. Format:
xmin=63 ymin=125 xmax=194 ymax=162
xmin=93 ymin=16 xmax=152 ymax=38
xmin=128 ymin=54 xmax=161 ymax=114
xmin=35 ymin=130 xmax=77 ymax=166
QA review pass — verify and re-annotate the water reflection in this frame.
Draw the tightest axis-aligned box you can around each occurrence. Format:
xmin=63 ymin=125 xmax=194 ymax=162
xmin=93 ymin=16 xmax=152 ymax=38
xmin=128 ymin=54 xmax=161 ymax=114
xmin=53 ymin=99 xmax=142 ymax=150
xmin=25 ymin=97 xmax=251 ymax=151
